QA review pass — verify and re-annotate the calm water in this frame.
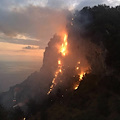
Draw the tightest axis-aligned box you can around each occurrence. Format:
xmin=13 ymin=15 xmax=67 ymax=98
xmin=0 ymin=61 xmax=42 ymax=92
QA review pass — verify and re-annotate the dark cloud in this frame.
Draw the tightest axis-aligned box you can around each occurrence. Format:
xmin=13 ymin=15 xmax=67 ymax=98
xmin=0 ymin=36 xmax=45 ymax=49
xmin=76 ymin=0 xmax=105 ymax=10
xmin=23 ymin=45 xmax=39 ymax=50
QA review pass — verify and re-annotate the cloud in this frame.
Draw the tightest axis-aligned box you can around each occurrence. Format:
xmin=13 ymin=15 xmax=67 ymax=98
xmin=107 ymin=0 xmax=120 ymax=6
xmin=0 ymin=6 xmax=69 ymax=48
xmin=76 ymin=0 xmax=120 ymax=10
xmin=46 ymin=0 xmax=82 ymax=10
xmin=0 ymin=0 xmax=47 ymax=10
xmin=0 ymin=0 xmax=119 ymax=11
xmin=76 ymin=0 xmax=105 ymax=10
xmin=0 ymin=0 xmax=72 ymax=10
xmin=23 ymin=45 xmax=39 ymax=50
xmin=0 ymin=37 xmax=44 ymax=48
xmin=47 ymin=0 xmax=68 ymax=9
xmin=0 ymin=0 xmax=119 ymax=49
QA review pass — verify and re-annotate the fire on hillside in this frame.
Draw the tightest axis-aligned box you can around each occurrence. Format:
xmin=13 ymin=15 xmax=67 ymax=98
xmin=47 ymin=33 xmax=89 ymax=95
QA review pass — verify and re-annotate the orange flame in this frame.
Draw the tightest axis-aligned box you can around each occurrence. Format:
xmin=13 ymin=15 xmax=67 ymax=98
xmin=60 ymin=34 xmax=68 ymax=56
xmin=73 ymin=72 xmax=86 ymax=90
xmin=47 ymin=33 xmax=68 ymax=95
xmin=76 ymin=67 xmax=79 ymax=70
xmin=47 ymin=33 xmax=89 ymax=93
xmin=73 ymin=61 xmax=88 ymax=90
xmin=74 ymin=84 xmax=79 ymax=90
xmin=79 ymin=72 xmax=85 ymax=80
xmin=58 ymin=60 xmax=61 ymax=65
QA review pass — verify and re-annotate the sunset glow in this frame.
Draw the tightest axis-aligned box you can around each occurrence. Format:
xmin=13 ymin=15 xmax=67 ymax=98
xmin=0 ymin=42 xmax=44 ymax=62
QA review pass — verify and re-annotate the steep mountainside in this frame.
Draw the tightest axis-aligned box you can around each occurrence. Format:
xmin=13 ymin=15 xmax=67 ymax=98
xmin=0 ymin=5 xmax=120 ymax=120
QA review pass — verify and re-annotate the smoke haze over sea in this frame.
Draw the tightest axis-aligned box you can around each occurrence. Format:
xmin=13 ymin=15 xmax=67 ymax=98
xmin=0 ymin=61 xmax=42 ymax=92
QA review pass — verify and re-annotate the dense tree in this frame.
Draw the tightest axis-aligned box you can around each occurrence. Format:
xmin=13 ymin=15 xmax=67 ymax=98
xmin=70 ymin=5 xmax=120 ymax=72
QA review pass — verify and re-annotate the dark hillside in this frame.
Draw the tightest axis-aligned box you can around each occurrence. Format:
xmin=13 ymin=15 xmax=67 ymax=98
xmin=1 ymin=5 xmax=120 ymax=120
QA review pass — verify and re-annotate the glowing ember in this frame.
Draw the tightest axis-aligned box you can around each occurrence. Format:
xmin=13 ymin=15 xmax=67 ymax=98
xmin=47 ymin=91 xmax=51 ymax=95
xmin=59 ymin=69 xmax=62 ymax=73
xmin=76 ymin=67 xmax=79 ymax=70
xmin=79 ymin=72 xmax=85 ymax=80
xmin=58 ymin=60 xmax=61 ymax=65
xmin=74 ymin=84 xmax=79 ymax=90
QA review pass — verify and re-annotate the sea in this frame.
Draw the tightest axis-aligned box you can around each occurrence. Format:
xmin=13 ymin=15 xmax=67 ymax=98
xmin=0 ymin=61 xmax=42 ymax=92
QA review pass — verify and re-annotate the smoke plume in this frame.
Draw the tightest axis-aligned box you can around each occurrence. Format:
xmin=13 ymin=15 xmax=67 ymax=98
xmin=0 ymin=6 xmax=107 ymax=109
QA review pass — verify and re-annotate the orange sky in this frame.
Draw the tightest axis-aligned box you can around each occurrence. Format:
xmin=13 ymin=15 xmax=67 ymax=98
xmin=0 ymin=42 xmax=44 ymax=62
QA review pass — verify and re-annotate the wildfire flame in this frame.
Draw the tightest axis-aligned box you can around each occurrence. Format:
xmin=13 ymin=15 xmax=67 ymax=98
xmin=47 ymin=33 xmax=88 ymax=94
xmin=79 ymin=72 xmax=86 ymax=80
xmin=74 ymin=62 xmax=87 ymax=90
xmin=60 ymin=34 xmax=68 ymax=56
xmin=58 ymin=60 xmax=61 ymax=65
xmin=74 ymin=84 xmax=79 ymax=90
xmin=47 ymin=33 xmax=68 ymax=95
xmin=76 ymin=67 xmax=79 ymax=70
xmin=73 ymin=72 xmax=85 ymax=90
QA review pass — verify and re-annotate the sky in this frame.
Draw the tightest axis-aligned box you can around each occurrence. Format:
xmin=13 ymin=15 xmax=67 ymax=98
xmin=0 ymin=0 xmax=120 ymax=62
xmin=0 ymin=0 xmax=120 ymax=92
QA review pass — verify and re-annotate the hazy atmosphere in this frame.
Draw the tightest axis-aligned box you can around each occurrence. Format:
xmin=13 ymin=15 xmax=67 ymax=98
xmin=0 ymin=0 xmax=120 ymax=92
xmin=0 ymin=0 xmax=120 ymax=120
